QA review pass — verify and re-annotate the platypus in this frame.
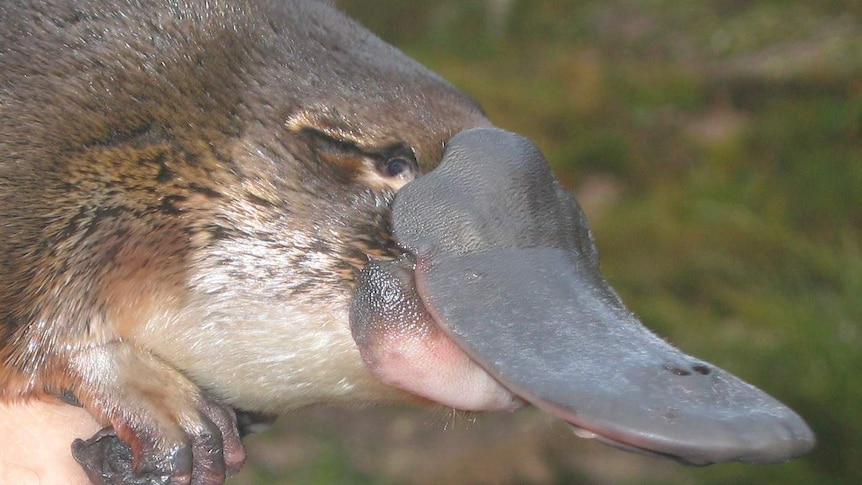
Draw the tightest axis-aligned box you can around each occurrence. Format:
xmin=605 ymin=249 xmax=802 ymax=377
xmin=0 ymin=1 xmax=815 ymax=484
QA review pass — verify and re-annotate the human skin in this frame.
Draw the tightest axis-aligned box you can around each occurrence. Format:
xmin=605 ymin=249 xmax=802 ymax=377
xmin=0 ymin=400 xmax=99 ymax=485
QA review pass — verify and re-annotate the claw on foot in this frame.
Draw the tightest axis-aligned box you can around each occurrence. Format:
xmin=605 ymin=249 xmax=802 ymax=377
xmin=66 ymin=343 xmax=246 ymax=485
xmin=73 ymin=427 xmax=171 ymax=485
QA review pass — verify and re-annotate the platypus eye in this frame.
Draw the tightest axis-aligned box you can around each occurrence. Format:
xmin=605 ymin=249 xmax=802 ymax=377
xmin=296 ymin=125 xmax=417 ymax=187
xmin=381 ymin=157 xmax=416 ymax=178
xmin=375 ymin=143 xmax=417 ymax=181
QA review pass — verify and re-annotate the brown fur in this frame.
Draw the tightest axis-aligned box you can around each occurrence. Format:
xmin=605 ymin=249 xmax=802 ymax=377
xmin=0 ymin=0 xmax=488 ymax=474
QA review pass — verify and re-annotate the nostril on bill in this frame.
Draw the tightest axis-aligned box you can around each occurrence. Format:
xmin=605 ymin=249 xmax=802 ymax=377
xmin=662 ymin=363 xmax=712 ymax=377
xmin=663 ymin=364 xmax=692 ymax=376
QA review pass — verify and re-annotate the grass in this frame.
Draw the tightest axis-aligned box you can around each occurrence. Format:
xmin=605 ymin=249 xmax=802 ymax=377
xmin=229 ymin=1 xmax=862 ymax=483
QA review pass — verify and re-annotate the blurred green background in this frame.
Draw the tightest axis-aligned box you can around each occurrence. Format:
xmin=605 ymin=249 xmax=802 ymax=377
xmin=230 ymin=1 xmax=861 ymax=483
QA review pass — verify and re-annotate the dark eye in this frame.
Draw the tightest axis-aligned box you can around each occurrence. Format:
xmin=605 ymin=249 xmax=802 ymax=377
xmin=380 ymin=156 xmax=416 ymax=178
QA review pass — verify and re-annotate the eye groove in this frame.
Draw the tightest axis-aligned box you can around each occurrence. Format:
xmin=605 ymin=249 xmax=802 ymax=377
xmin=296 ymin=126 xmax=417 ymax=182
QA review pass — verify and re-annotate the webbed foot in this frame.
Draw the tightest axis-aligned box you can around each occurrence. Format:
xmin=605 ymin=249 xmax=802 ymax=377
xmin=73 ymin=427 xmax=169 ymax=485
xmin=66 ymin=343 xmax=246 ymax=485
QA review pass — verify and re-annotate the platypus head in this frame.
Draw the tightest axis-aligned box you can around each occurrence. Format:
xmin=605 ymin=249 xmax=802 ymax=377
xmin=187 ymin=1 xmax=812 ymax=466
xmin=2 ymin=0 xmax=812 ymax=468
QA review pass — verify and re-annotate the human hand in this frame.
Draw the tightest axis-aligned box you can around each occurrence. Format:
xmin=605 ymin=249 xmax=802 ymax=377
xmin=0 ymin=399 xmax=100 ymax=485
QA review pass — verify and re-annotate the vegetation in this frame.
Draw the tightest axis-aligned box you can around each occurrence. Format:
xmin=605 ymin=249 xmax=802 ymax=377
xmin=230 ymin=1 xmax=861 ymax=483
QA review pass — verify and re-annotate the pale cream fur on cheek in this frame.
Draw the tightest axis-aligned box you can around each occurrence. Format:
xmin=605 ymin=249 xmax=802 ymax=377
xmin=0 ymin=400 xmax=101 ymax=485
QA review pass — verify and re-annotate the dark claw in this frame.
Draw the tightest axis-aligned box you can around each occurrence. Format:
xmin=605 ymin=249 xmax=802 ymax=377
xmin=72 ymin=400 xmax=246 ymax=484
xmin=200 ymin=402 xmax=246 ymax=476
xmin=189 ymin=417 xmax=226 ymax=483
xmin=72 ymin=427 xmax=171 ymax=485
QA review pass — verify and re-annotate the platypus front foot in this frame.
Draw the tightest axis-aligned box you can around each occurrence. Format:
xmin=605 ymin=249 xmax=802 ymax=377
xmin=73 ymin=427 xmax=170 ymax=485
xmin=72 ymin=413 xmax=240 ymax=485
xmin=65 ymin=342 xmax=245 ymax=485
